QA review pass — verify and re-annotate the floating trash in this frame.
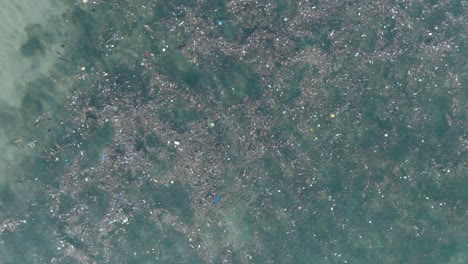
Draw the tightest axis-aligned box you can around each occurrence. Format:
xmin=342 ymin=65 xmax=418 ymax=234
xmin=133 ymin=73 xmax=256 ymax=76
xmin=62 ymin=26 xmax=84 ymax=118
xmin=213 ymin=194 xmax=222 ymax=204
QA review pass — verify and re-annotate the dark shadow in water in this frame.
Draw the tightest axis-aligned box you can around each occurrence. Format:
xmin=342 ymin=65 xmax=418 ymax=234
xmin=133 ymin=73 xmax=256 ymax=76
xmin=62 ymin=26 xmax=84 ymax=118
xmin=20 ymin=24 xmax=48 ymax=57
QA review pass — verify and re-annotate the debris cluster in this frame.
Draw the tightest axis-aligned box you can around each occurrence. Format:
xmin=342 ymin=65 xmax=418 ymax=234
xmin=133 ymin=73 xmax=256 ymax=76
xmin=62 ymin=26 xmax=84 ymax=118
xmin=4 ymin=0 xmax=466 ymax=263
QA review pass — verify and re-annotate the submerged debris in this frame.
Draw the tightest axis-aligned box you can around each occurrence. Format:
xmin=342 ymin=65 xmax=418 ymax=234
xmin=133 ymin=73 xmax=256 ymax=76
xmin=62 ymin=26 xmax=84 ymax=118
xmin=2 ymin=0 xmax=467 ymax=263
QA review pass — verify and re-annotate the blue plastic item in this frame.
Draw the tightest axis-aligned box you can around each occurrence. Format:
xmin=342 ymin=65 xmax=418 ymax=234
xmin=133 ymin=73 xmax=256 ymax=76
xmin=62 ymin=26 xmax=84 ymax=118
xmin=214 ymin=194 xmax=222 ymax=204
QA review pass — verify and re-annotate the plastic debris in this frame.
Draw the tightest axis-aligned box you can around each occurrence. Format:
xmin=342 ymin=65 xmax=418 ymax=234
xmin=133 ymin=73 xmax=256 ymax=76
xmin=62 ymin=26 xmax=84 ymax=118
xmin=214 ymin=194 xmax=222 ymax=204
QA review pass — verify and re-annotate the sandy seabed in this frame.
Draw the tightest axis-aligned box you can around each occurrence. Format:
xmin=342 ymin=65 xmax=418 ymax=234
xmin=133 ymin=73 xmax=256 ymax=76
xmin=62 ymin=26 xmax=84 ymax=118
xmin=0 ymin=0 xmax=70 ymax=189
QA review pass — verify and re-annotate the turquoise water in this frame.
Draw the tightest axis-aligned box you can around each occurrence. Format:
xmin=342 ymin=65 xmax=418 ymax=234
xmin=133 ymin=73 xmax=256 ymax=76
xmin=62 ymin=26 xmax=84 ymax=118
xmin=0 ymin=0 xmax=467 ymax=263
